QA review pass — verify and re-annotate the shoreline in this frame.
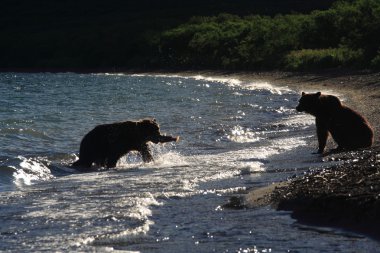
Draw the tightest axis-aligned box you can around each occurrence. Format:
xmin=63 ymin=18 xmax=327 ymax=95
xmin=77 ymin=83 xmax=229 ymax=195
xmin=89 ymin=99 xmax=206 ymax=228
xmin=180 ymin=70 xmax=380 ymax=142
xmin=147 ymin=69 xmax=380 ymax=240
xmin=105 ymin=68 xmax=379 ymax=142
xmin=208 ymin=71 xmax=380 ymax=240
xmin=5 ymin=69 xmax=378 ymax=136
xmin=3 ymin=69 xmax=380 ymax=239
xmin=271 ymin=146 xmax=380 ymax=240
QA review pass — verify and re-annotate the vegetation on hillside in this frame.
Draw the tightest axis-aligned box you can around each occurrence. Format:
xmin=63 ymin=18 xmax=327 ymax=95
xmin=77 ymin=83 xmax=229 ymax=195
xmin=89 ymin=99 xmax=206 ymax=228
xmin=1 ymin=0 xmax=379 ymax=71
xmin=157 ymin=0 xmax=380 ymax=70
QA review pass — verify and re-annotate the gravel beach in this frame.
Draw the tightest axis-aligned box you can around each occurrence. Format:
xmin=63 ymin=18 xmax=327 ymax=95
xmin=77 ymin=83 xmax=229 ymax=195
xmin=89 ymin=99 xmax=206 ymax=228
xmin=272 ymin=146 xmax=380 ymax=240
xmin=227 ymin=70 xmax=380 ymax=240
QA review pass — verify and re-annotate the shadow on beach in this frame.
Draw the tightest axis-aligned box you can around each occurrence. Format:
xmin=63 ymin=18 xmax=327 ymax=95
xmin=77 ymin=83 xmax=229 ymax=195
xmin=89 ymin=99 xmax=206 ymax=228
xmin=243 ymin=146 xmax=380 ymax=240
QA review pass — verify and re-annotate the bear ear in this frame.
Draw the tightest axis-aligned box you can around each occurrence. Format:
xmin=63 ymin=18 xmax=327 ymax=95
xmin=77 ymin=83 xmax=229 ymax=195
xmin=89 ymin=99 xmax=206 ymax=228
xmin=142 ymin=118 xmax=155 ymax=123
xmin=316 ymin=92 xmax=321 ymax=97
xmin=301 ymin=92 xmax=305 ymax=96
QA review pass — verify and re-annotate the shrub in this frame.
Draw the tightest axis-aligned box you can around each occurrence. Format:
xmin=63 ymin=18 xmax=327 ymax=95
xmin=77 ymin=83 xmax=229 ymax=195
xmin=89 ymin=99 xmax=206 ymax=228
xmin=157 ymin=0 xmax=379 ymax=70
xmin=370 ymin=51 xmax=380 ymax=69
xmin=283 ymin=47 xmax=364 ymax=70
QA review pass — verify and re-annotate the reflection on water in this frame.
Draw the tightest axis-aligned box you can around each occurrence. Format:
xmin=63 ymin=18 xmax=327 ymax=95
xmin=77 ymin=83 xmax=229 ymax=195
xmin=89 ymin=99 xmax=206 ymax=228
xmin=0 ymin=73 xmax=378 ymax=252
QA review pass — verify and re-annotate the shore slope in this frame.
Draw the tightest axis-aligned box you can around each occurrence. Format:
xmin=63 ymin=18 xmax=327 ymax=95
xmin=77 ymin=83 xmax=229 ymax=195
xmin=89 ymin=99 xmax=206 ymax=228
xmin=221 ymin=70 xmax=380 ymax=240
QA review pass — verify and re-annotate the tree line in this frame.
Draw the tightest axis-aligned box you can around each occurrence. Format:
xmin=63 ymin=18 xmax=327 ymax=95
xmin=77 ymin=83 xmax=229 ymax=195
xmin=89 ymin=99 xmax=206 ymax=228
xmin=1 ymin=0 xmax=378 ymax=71
xmin=157 ymin=0 xmax=380 ymax=70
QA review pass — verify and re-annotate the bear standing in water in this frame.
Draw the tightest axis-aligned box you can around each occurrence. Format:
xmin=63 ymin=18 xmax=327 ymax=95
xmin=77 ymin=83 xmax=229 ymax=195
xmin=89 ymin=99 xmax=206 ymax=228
xmin=296 ymin=92 xmax=374 ymax=154
xmin=72 ymin=119 xmax=179 ymax=169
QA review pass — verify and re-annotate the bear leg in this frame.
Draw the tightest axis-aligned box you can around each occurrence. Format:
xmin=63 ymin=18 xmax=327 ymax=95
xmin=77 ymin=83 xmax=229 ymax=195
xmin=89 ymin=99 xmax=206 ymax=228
xmin=72 ymin=159 xmax=93 ymax=168
xmin=316 ymin=118 xmax=329 ymax=154
xmin=140 ymin=144 xmax=154 ymax=163
xmin=106 ymin=156 xmax=119 ymax=168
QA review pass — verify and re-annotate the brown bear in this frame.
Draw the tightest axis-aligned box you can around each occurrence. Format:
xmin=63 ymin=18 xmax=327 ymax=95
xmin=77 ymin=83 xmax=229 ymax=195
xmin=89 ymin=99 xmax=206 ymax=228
xmin=72 ymin=118 xmax=179 ymax=169
xmin=296 ymin=92 xmax=374 ymax=154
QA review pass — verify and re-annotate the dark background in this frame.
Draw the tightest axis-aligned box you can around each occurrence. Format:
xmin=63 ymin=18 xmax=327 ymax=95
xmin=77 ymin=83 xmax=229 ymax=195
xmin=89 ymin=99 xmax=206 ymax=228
xmin=4 ymin=0 xmax=375 ymax=71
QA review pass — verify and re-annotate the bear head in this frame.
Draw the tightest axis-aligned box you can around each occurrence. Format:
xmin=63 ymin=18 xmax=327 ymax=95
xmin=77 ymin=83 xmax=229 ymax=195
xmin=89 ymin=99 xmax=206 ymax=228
xmin=296 ymin=92 xmax=342 ymax=116
xmin=137 ymin=118 xmax=162 ymax=144
xmin=296 ymin=92 xmax=322 ymax=116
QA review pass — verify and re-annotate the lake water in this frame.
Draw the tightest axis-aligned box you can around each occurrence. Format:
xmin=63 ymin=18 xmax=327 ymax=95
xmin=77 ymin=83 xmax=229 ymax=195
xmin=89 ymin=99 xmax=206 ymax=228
xmin=0 ymin=72 xmax=379 ymax=252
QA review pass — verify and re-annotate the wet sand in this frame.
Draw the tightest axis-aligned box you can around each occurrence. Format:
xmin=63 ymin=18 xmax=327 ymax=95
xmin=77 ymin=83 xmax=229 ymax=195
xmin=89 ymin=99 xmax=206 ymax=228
xmin=271 ymin=146 xmax=380 ymax=240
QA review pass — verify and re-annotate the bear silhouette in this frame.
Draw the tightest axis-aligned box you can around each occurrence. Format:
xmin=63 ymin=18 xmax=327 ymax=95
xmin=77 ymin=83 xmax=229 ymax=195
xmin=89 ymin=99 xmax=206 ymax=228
xmin=72 ymin=119 xmax=179 ymax=169
xmin=296 ymin=92 xmax=374 ymax=153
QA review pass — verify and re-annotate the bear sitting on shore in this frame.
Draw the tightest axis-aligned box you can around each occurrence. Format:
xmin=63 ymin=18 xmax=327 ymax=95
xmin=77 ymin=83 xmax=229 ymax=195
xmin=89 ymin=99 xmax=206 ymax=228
xmin=296 ymin=92 xmax=374 ymax=154
xmin=72 ymin=118 xmax=179 ymax=169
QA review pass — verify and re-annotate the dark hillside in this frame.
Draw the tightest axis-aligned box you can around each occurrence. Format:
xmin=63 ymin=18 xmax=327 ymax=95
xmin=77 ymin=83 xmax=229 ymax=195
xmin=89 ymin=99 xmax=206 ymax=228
xmin=156 ymin=0 xmax=380 ymax=70
xmin=0 ymin=0 xmax=335 ymax=70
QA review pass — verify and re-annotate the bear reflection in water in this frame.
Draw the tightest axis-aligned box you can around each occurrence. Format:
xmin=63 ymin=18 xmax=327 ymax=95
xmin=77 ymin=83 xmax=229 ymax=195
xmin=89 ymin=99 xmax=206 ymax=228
xmin=72 ymin=118 xmax=179 ymax=169
xmin=296 ymin=92 xmax=374 ymax=154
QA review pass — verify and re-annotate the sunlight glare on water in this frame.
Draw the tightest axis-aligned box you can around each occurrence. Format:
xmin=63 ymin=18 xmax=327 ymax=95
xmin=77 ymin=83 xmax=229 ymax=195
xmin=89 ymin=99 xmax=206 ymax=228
xmin=0 ymin=72 xmax=379 ymax=252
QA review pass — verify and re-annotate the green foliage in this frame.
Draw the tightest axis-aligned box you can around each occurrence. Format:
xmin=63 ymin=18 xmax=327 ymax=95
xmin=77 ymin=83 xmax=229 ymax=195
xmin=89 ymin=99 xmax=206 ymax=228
xmin=283 ymin=47 xmax=364 ymax=70
xmin=1 ymin=0 xmax=379 ymax=71
xmin=156 ymin=0 xmax=380 ymax=70
xmin=159 ymin=13 xmax=306 ymax=69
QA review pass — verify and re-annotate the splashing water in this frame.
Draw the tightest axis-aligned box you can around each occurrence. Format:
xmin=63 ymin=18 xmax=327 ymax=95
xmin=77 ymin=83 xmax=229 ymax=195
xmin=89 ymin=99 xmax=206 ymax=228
xmin=0 ymin=72 xmax=378 ymax=252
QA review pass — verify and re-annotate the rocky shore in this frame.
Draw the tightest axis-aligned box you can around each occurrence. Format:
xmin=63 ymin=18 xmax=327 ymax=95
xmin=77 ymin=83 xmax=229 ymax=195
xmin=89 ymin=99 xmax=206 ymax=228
xmin=219 ymin=70 xmax=380 ymax=240
xmin=271 ymin=146 xmax=380 ymax=240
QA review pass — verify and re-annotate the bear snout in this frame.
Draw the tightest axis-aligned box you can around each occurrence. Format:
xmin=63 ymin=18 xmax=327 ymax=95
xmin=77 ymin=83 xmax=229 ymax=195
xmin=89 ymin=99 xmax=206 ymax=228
xmin=153 ymin=134 xmax=179 ymax=144
xmin=149 ymin=135 xmax=161 ymax=144
xmin=296 ymin=105 xmax=303 ymax=112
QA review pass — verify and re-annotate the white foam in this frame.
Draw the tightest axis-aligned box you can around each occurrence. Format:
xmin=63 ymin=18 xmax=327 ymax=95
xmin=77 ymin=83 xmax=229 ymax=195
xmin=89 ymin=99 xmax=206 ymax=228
xmin=242 ymin=81 xmax=291 ymax=95
xmin=12 ymin=156 xmax=53 ymax=186
xmin=273 ymin=106 xmax=294 ymax=114
xmin=74 ymin=193 xmax=161 ymax=248
xmin=271 ymin=136 xmax=308 ymax=150
xmin=239 ymin=161 xmax=266 ymax=174
xmin=130 ymin=73 xmax=241 ymax=85
xmin=127 ymin=73 xmax=293 ymax=96
xmin=102 ymin=73 xmax=126 ymax=76
xmin=192 ymin=75 xmax=242 ymax=86
xmin=220 ymin=135 xmax=308 ymax=171
xmin=195 ymin=167 xmax=242 ymax=183
xmin=149 ymin=151 xmax=188 ymax=169
xmin=166 ymin=135 xmax=307 ymax=195
xmin=126 ymin=193 xmax=163 ymax=220
xmin=198 ymin=186 xmax=247 ymax=195
xmin=77 ymin=220 xmax=154 ymax=248
xmin=116 ymin=149 xmax=187 ymax=169
xmin=224 ymin=125 xmax=261 ymax=143
xmin=188 ymin=74 xmax=291 ymax=95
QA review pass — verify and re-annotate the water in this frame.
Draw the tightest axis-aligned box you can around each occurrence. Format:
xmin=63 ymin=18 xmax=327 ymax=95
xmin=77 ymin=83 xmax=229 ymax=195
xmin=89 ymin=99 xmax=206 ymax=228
xmin=0 ymin=72 xmax=378 ymax=252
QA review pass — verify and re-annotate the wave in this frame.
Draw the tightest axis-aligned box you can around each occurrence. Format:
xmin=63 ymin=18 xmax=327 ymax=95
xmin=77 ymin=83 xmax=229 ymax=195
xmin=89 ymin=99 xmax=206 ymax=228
xmin=0 ymin=143 xmax=182 ymax=192
xmin=76 ymin=192 xmax=162 ymax=248
xmin=226 ymin=125 xmax=260 ymax=143
xmin=15 ymin=156 xmax=53 ymax=184
xmin=0 ymin=156 xmax=53 ymax=189
xmin=0 ymin=165 xmax=16 ymax=191
xmin=241 ymin=81 xmax=291 ymax=95
xmin=127 ymin=73 xmax=292 ymax=95
xmin=0 ymin=127 xmax=53 ymax=140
